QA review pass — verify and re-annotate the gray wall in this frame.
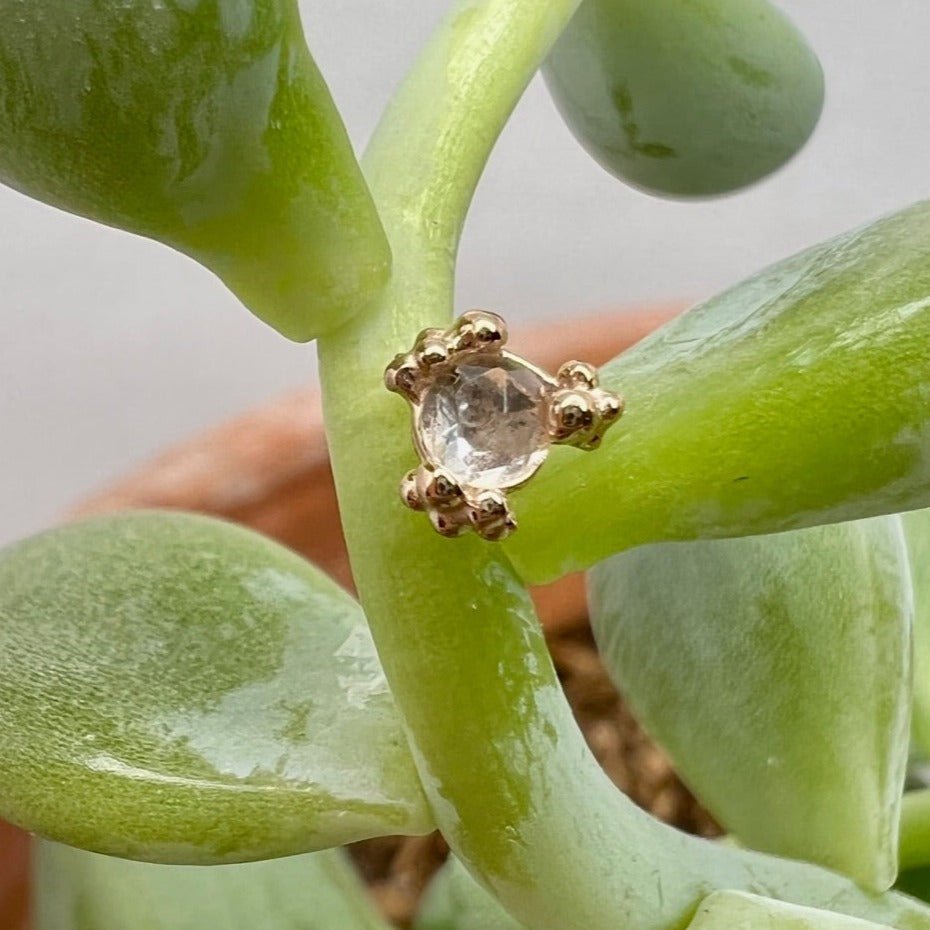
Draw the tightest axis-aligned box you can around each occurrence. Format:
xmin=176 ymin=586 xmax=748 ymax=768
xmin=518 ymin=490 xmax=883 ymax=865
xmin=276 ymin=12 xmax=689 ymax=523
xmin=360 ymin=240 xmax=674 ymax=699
xmin=2 ymin=1 xmax=928 ymax=545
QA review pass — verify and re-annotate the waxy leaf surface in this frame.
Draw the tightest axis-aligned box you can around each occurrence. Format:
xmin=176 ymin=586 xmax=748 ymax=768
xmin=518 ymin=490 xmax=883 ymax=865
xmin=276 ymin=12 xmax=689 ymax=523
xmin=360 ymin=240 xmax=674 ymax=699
xmin=0 ymin=0 xmax=390 ymax=340
xmin=688 ymin=892 xmax=896 ymax=930
xmin=589 ymin=517 xmax=912 ymax=890
xmin=903 ymin=509 xmax=930 ymax=756
xmin=0 ymin=511 xmax=431 ymax=864
xmin=416 ymin=856 xmax=524 ymax=930
xmin=544 ymin=0 xmax=823 ymax=197
xmin=509 ymin=202 xmax=930 ymax=583
xmin=35 ymin=841 xmax=391 ymax=930
xmin=412 ymin=859 xmax=905 ymax=930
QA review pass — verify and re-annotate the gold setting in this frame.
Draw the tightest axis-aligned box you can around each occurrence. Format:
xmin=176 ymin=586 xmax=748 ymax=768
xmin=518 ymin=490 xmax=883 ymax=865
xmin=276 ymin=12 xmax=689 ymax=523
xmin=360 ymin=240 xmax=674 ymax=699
xmin=385 ymin=311 xmax=623 ymax=541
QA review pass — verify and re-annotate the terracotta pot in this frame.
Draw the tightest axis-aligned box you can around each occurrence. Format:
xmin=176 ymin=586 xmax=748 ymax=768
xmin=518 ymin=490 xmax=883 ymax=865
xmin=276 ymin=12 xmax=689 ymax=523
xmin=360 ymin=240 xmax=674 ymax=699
xmin=3 ymin=305 xmax=711 ymax=929
xmin=0 ymin=819 xmax=29 ymax=930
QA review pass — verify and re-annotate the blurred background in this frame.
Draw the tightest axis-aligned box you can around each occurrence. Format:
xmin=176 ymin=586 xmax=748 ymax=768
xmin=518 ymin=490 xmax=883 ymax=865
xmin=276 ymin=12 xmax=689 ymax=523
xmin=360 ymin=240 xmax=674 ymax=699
xmin=1 ymin=0 xmax=929 ymax=546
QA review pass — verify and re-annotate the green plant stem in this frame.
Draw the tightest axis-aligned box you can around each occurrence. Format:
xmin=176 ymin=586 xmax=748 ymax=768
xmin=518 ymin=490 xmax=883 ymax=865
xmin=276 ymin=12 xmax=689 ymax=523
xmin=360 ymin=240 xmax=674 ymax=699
xmin=900 ymin=791 xmax=930 ymax=872
xmin=318 ymin=3 xmax=930 ymax=928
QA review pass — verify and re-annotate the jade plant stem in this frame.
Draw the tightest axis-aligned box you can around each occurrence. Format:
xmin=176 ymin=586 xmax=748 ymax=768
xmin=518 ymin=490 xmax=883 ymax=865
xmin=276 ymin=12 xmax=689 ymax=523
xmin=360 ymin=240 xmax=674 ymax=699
xmin=318 ymin=3 xmax=930 ymax=928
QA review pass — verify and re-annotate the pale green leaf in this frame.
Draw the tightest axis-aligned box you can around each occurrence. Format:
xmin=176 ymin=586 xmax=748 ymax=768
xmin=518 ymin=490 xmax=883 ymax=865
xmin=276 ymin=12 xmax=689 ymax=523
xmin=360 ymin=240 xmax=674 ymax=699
xmin=0 ymin=511 xmax=432 ymax=864
xmin=508 ymin=202 xmax=930 ymax=583
xmin=903 ymin=510 xmax=930 ymax=756
xmin=688 ymin=891 xmax=896 ymax=930
xmin=416 ymin=856 xmax=524 ymax=930
xmin=0 ymin=0 xmax=390 ymax=341
xmin=545 ymin=0 xmax=823 ymax=197
xmin=35 ymin=840 xmax=391 ymax=930
xmin=588 ymin=517 xmax=912 ymax=890
xmin=413 ymin=860 xmax=905 ymax=930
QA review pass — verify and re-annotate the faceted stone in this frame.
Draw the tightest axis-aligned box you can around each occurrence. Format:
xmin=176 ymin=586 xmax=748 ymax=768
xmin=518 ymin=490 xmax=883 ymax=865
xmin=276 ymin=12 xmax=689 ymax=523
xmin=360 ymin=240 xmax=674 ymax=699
xmin=417 ymin=353 xmax=550 ymax=490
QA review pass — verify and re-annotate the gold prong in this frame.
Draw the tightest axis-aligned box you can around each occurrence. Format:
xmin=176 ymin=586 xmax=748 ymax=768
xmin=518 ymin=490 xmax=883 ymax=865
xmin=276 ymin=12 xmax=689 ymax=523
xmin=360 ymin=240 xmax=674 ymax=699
xmin=415 ymin=329 xmax=451 ymax=368
xmin=429 ymin=510 xmax=467 ymax=537
xmin=423 ymin=468 xmax=464 ymax=509
xmin=558 ymin=360 xmax=598 ymax=388
xmin=471 ymin=489 xmax=508 ymax=518
xmin=384 ymin=355 xmax=421 ymax=402
xmin=473 ymin=511 xmax=517 ymax=542
xmin=599 ymin=392 xmax=624 ymax=422
xmin=452 ymin=310 xmax=507 ymax=352
xmin=468 ymin=490 xmax=516 ymax=541
xmin=548 ymin=390 xmax=595 ymax=442
xmin=400 ymin=470 xmax=422 ymax=510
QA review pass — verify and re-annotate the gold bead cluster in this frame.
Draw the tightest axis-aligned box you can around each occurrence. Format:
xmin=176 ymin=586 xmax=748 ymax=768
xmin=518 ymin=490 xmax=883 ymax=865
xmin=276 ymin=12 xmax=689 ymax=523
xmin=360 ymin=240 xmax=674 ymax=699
xmin=385 ymin=311 xmax=623 ymax=541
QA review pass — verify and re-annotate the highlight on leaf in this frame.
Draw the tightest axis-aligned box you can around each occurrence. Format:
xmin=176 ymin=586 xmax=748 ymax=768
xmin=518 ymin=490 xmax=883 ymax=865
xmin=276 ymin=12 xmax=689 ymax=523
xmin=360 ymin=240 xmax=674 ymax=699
xmin=0 ymin=511 xmax=431 ymax=864
xmin=903 ymin=508 xmax=930 ymax=758
xmin=2 ymin=1 xmax=929 ymax=929
xmin=687 ymin=891 xmax=898 ymax=930
xmin=0 ymin=0 xmax=390 ymax=341
xmin=588 ymin=517 xmax=912 ymax=890
xmin=509 ymin=201 xmax=930 ymax=583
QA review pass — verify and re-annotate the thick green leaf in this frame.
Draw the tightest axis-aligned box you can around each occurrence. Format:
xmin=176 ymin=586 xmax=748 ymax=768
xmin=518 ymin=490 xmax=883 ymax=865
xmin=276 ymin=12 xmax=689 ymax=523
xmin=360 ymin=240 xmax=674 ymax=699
xmin=688 ymin=892 xmax=896 ymax=930
xmin=416 ymin=856 xmax=524 ymax=930
xmin=35 ymin=840 xmax=390 ymax=930
xmin=0 ymin=0 xmax=389 ymax=341
xmin=509 ymin=201 xmax=930 ymax=584
xmin=903 ymin=510 xmax=930 ymax=756
xmin=414 ymin=867 xmax=904 ymax=930
xmin=413 ymin=860 xmax=909 ymax=930
xmin=0 ymin=511 xmax=431 ymax=864
xmin=588 ymin=517 xmax=912 ymax=890
xmin=544 ymin=0 xmax=823 ymax=197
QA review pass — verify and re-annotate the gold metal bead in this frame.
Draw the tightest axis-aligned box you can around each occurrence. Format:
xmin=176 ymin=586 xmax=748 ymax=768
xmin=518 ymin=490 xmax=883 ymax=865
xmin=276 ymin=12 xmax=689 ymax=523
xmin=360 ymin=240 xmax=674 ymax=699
xmin=384 ymin=356 xmax=421 ymax=403
xmin=414 ymin=329 xmax=451 ymax=368
xmin=453 ymin=310 xmax=508 ymax=351
xmin=424 ymin=469 xmax=464 ymax=509
xmin=400 ymin=470 xmax=422 ymax=510
xmin=549 ymin=391 xmax=595 ymax=442
xmin=557 ymin=360 xmax=598 ymax=388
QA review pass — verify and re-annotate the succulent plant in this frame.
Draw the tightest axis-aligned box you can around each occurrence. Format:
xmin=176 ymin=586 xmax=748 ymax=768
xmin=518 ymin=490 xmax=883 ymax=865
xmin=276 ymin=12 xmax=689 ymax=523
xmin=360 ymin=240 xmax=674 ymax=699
xmin=3 ymin=2 xmax=930 ymax=929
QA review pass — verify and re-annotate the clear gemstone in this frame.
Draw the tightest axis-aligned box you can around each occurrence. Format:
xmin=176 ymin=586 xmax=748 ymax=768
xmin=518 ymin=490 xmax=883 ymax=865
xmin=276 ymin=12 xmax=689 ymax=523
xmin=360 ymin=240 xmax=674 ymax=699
xmin=417 ymin=354 xmax=550 ymax=489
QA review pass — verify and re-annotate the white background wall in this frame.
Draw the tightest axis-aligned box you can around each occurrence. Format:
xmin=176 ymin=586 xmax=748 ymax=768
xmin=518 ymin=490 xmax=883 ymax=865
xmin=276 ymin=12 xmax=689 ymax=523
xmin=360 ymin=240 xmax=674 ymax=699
xmin=1 ymin=1 xmax=929 ymax=545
